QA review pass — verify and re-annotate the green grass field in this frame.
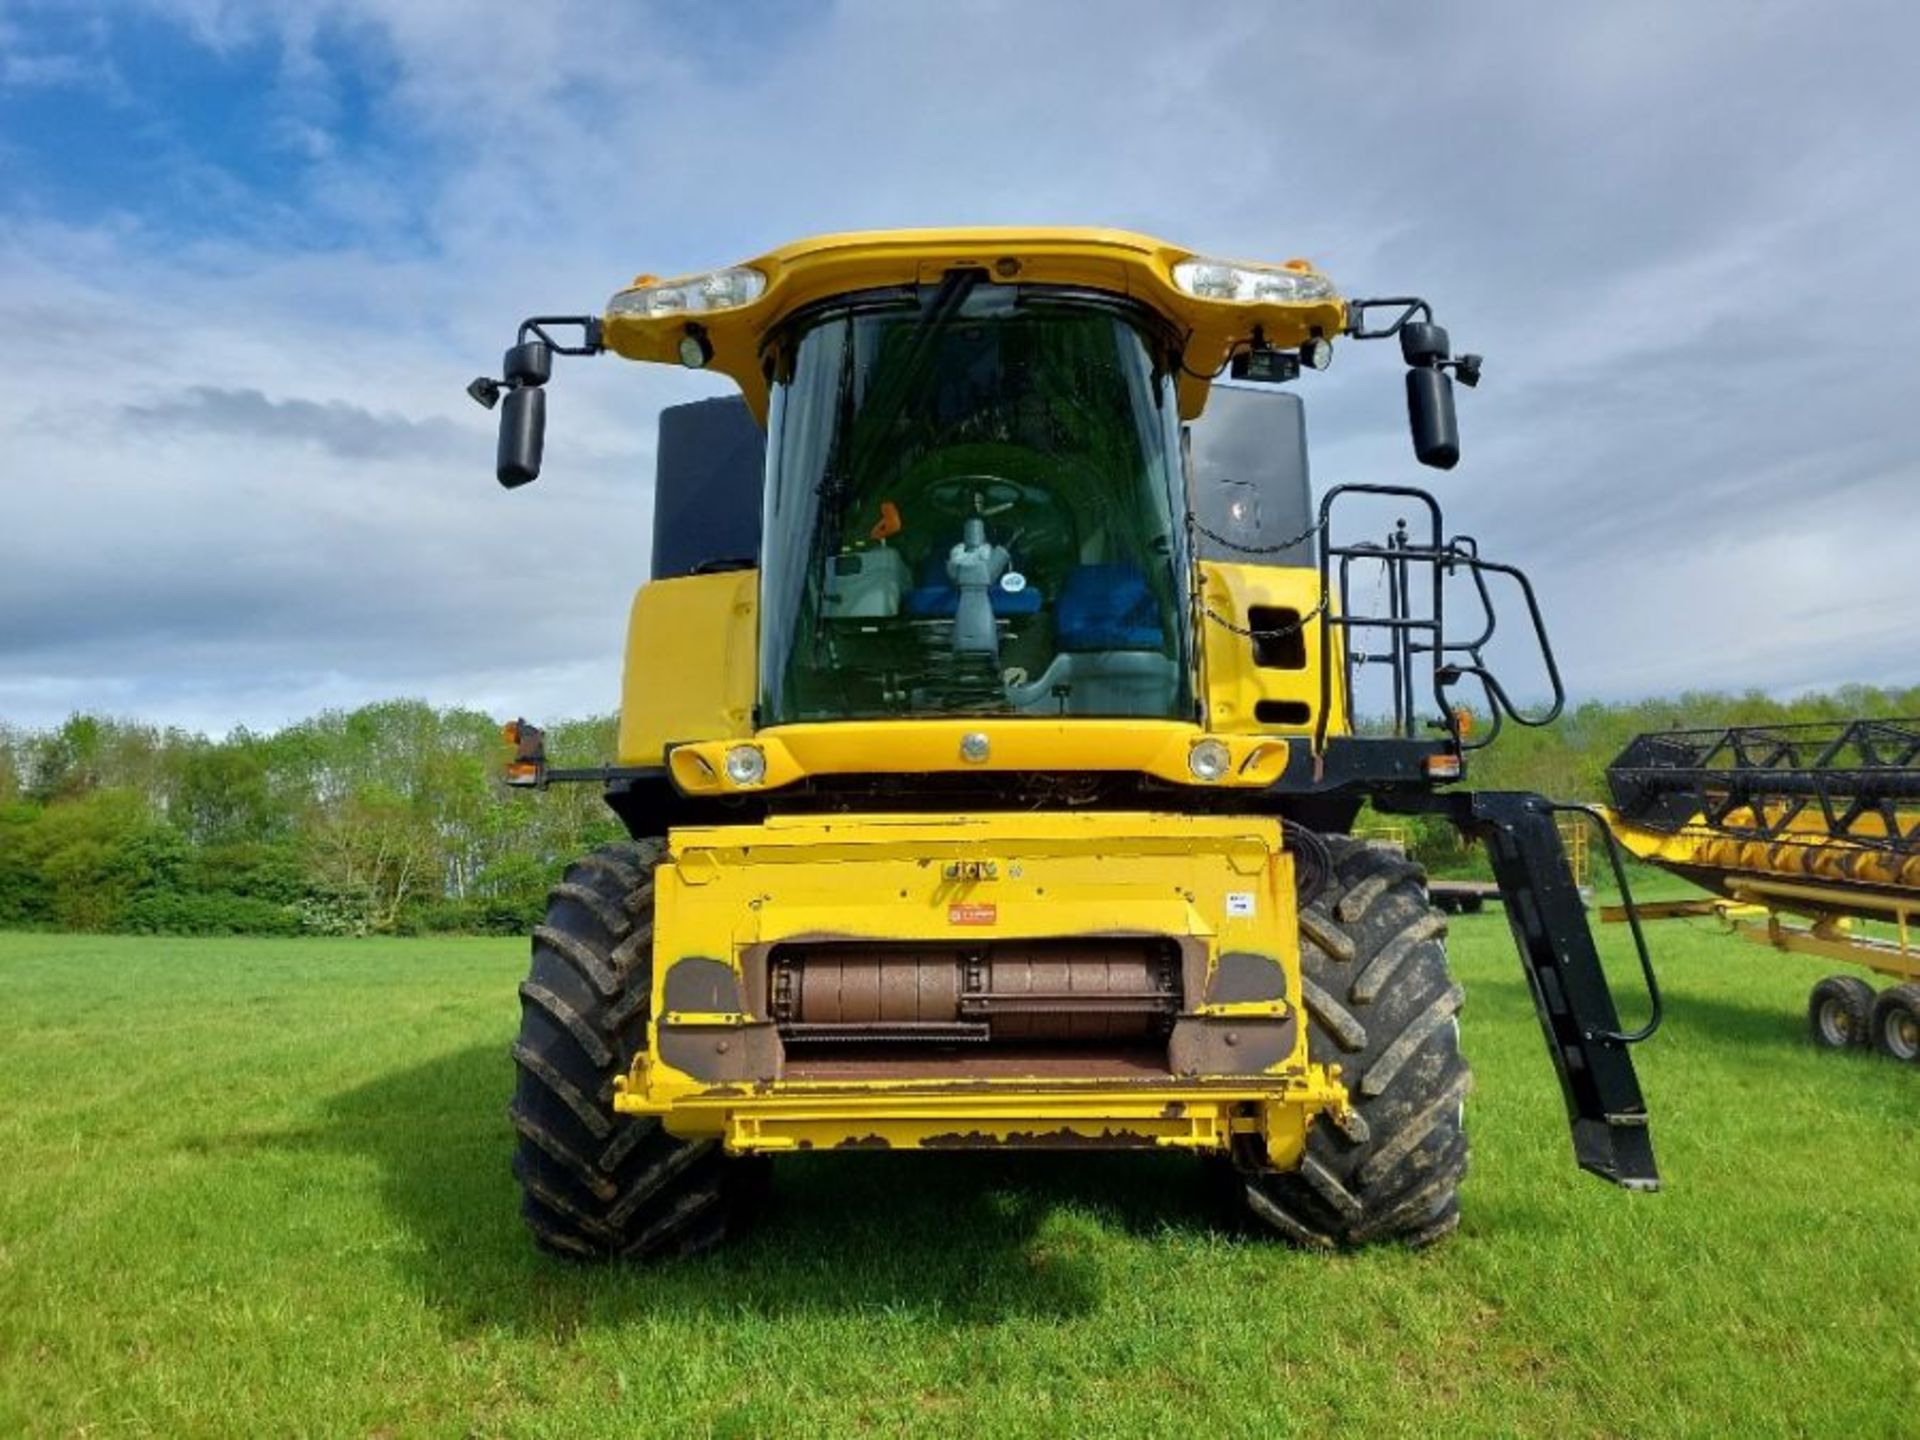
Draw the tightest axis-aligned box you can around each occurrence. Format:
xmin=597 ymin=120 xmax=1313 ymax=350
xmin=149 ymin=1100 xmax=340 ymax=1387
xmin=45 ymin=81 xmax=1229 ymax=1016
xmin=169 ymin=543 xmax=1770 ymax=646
xmin=1 ymin=917 xmax=1914 ymax=1438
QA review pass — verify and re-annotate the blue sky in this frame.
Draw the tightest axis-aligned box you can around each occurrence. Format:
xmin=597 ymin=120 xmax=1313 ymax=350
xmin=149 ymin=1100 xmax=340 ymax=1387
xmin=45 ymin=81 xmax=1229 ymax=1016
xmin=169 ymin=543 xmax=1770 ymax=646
xmin=2 ymin=1 xmax=1917 ymax=734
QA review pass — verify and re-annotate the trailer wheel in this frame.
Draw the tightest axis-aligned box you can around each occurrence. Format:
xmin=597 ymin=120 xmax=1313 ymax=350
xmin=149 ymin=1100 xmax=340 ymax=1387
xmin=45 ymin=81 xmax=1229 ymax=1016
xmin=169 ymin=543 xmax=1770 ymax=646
xmin=508 ymin=840 xmax=767 ymax=1261
xmin=1242 ymin=835 xmax=1470 ymax=1249
xmin=1869 ymin=983 xmax=1920 ymax=1064
xmin=1808 ymin=975 xmax=1875 ymax=1051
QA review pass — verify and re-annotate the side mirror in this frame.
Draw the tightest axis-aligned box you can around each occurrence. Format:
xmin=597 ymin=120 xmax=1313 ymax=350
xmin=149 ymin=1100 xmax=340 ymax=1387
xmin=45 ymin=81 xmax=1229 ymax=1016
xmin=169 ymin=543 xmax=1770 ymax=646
xmin=497 ymin=385 xmax=546 ymax=488
xmin=473 ymin=316 xmax=602 ymax=488
xmin=1406 ymin=366 xmax=1460 ymax=470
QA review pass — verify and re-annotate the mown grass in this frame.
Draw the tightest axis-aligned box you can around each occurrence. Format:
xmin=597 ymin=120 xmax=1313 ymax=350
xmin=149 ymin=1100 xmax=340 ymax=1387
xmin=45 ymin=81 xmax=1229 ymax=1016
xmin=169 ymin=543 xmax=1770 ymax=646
xmin=0 ymin=917 xmax=1914 ymax=1438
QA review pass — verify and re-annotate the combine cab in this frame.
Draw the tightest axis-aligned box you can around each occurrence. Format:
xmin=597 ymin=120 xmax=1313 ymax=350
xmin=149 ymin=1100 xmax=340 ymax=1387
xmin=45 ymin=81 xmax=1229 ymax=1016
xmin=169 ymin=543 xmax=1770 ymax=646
xmin=471 ymin=228 xmax=1662 ymax=1260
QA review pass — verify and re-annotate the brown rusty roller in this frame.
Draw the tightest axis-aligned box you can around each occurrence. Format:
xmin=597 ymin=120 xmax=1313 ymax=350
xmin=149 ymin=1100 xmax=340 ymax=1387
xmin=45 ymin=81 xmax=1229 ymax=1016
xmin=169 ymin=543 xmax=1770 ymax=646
xmin=786 ymin=948 xmax=963 ymax=1026
xmin=770 ymin=939 xmax=1179 ymax=1043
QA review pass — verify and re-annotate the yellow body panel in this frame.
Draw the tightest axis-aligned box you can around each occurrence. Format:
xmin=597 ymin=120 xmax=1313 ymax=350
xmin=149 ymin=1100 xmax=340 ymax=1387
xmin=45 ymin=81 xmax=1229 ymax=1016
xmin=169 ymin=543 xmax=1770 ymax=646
xmin=1198 ymin=560 xmax=1347 ymax=737
xmin=614 ymin=810 xmax=1348 ymax=1157
xmin=616 ymin=570 xmax=757 ymax=766
xmin=603 ymin=227 xmax=1345 ymax=422
xmin=617 ymin=561 xmax=1349 ymax=781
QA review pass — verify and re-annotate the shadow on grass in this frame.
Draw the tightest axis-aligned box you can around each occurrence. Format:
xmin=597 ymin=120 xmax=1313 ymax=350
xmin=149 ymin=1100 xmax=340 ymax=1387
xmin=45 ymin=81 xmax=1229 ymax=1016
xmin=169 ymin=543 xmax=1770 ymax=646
xmin=311 ymin=1042 xmax=1243 ymax=1335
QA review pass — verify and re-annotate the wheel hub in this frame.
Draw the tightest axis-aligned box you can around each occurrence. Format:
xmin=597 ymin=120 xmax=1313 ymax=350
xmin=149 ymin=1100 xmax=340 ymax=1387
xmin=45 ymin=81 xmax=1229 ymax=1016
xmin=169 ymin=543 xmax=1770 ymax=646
xmin=1889 ymin=1010 xmax=1920 ymax=1061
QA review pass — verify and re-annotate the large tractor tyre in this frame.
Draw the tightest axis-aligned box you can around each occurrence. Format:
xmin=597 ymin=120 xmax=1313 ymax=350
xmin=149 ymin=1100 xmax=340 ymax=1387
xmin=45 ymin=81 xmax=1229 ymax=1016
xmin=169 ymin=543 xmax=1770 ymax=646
xmin=1243 ymin=835 xmax=1470 ymax=1249
xmin=1807 ymin=974 xmax=1875 ymax=1051
xmin=508 ymin=840 xmax=767 ymax=1261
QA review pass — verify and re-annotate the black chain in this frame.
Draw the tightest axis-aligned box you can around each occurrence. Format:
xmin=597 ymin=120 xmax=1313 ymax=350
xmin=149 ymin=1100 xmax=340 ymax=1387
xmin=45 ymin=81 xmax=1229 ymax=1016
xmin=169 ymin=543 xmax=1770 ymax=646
xmin=1189 ymin=516 xmax=1325 ymax=557
xmin=1200 ymin=592 xmax=1328 ymax=640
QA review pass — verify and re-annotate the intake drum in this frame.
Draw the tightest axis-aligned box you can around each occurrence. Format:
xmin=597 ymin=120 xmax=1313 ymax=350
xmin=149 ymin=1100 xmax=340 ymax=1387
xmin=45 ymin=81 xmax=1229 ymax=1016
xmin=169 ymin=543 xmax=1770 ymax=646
xmin=768 ymin=939 xmax=1181 ymax=1044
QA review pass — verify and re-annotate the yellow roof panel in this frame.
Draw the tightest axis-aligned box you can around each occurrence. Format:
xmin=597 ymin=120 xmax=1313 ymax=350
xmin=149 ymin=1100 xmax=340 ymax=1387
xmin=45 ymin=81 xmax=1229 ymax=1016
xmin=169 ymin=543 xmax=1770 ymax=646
xmin=600 ymin=226 xmax=1345 ymax=421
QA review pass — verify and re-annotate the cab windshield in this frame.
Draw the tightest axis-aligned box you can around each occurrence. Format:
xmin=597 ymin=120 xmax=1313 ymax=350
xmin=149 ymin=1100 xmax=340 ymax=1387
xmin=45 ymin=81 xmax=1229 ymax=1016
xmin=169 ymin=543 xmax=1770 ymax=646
xmin=760 ymin=284 xmax=1191 ymax=724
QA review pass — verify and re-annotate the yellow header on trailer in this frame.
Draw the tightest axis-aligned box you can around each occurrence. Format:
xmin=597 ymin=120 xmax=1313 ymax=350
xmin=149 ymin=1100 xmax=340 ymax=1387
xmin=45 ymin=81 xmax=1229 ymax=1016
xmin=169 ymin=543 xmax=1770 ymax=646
xmin=1603 ymin=718 xmax=1920 ymax=1059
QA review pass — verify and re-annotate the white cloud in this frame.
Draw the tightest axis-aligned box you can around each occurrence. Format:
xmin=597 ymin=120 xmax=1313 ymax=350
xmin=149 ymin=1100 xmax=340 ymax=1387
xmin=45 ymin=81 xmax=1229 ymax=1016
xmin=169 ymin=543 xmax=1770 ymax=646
xmin=3 ymin=0 xmax=1918 ymax=733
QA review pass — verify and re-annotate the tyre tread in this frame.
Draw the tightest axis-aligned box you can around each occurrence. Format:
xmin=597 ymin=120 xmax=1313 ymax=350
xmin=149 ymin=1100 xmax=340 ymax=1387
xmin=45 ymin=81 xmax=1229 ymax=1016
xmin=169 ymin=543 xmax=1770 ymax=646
xmin=509 ymin=839 xmax=758 ymax=1261
xmin=1244 ymin=832 xmax=1471 ymax=1249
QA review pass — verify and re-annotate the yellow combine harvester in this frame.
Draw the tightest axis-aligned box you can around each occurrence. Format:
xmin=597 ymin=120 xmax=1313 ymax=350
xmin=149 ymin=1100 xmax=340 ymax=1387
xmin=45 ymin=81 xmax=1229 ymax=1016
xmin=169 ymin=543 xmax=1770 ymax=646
xmin=1604 ymin=719 xmax=1920 ymax=1061
xmin=469 ymin=228 xmax=1662 ymax=1260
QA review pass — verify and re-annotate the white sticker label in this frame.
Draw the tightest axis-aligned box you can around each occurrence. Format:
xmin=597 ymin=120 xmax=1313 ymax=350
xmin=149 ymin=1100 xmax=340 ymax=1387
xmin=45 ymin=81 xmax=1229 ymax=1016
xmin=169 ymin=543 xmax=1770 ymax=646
xmin=1226 ymin=892 xmax=1256 ymax=917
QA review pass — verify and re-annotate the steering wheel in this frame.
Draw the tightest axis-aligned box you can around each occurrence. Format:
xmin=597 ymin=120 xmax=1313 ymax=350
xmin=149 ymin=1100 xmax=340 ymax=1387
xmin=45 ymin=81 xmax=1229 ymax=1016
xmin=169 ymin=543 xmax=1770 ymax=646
xmin=925 ymin=475 xmax=1026 ymax=518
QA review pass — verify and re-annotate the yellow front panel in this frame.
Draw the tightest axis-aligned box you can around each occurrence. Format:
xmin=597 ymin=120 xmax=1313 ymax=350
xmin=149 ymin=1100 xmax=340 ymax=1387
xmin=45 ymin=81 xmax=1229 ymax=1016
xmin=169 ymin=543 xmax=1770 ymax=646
xmin=616 ymin=570 xmax=758 ymax=765
xmin=1199 ymin=560 xmax=1349 ymax=738
xmin=667 ymin=719 xmax=1293 ymax=795
xmin=615 ymin=811 xmax=1346 ymax=1156
xmin=657 ymin=810 xmax=1282 ymax=963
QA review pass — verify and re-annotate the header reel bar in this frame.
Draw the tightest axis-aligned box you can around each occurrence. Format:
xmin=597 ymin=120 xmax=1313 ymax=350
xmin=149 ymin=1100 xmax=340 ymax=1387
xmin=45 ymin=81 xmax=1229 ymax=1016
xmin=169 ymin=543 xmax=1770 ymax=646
xmin=1607 ymin=718 xmax=1920 ymax=862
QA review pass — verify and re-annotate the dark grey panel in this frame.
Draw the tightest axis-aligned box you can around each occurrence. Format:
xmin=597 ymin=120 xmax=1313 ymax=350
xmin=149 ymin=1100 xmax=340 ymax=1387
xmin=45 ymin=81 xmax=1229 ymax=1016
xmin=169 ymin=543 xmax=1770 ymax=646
xmin=652 ymin=396 xmax=766 ymax=579
xmin=1187 ymin=385 xmax=1313 ymax=567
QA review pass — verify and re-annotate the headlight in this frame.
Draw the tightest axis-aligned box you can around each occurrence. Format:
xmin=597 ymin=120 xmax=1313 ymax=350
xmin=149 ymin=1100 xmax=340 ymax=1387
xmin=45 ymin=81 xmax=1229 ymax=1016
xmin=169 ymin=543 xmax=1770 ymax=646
xmin=1171 ymin=256 xmax=1335 ymax=304
xmin=1188 ymin=739 xmax=1232 ymax=782
xmin=724 ymin=745 xmax=767 ymax=787
xmin=608 ymin=266 xmax=767 ymax=318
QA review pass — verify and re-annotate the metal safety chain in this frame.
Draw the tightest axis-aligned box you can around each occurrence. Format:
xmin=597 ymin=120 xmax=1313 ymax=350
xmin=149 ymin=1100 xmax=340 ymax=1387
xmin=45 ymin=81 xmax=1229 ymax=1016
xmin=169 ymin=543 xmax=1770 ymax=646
xmin=1189 ymin=514 xmax=1324 ymax=557
xmin=1199 ymin=592 xmax=1328 ymax=641
xmin=1188 ymin=513 xmax=1329 ymax=643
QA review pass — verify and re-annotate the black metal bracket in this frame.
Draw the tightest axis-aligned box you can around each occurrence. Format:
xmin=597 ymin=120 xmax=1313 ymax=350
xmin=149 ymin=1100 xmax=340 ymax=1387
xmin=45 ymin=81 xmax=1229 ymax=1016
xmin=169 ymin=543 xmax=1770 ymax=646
xmin=1382 ymin=788 xmax=1661 ymax=1191
xmin=1549 ymin=802 xmax=1662 ymax=1044
xmin=516 ymin=314 xmax=604 ymax=354
xmin=468 ymin=315 xmax=603 ymax=414
xmin=1343 ymin=296 xmax=1433 ymax=340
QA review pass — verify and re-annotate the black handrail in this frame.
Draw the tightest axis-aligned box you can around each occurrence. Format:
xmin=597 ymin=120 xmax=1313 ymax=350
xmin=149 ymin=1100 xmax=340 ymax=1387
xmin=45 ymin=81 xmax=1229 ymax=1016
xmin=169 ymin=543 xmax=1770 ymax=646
xmin=1313 ymin=482 xmax=1567 ymax=756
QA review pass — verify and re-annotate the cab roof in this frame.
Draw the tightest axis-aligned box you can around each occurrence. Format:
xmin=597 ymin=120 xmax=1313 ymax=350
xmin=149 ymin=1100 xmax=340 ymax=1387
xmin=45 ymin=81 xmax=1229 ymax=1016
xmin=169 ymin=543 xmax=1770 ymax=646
xmin=600 ymin=227 xmax=1345 ymax=422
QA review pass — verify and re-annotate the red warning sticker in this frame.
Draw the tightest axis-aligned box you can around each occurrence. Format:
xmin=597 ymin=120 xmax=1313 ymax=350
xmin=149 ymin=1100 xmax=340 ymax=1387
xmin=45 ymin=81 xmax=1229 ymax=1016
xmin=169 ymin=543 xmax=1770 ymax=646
xmin=948 ymin=901 xmax=998 ymax=926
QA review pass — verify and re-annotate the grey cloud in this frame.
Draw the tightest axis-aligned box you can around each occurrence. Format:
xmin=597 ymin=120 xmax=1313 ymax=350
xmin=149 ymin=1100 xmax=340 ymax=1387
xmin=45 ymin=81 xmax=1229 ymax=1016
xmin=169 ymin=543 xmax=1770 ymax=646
xmin=4 ymin=0 xmax=1920 ymax=733
xmin=120 ymin=385 xmax=468 ymax=461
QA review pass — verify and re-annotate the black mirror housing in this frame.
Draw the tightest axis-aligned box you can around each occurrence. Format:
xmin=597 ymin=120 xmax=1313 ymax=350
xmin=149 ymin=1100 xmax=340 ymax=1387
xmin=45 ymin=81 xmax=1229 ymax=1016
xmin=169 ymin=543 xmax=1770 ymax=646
xmin=503 ymin=340 xmax=552 ymax=387
xmin=1406 ymin=366 xmax=1460 ymax=470
xmin=1400 ymin=321 xmax=1451 ymax=367
xmin=497 ymin=385 xmax=546 ymax=488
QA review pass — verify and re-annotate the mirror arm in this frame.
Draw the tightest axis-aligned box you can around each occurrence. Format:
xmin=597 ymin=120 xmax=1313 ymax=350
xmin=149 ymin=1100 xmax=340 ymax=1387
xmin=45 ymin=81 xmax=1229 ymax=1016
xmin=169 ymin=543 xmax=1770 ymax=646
xmin=515 ymin=315 xmax=604 ymax=356
xmin=1344 ymin=296 xmax=1433 ymax=341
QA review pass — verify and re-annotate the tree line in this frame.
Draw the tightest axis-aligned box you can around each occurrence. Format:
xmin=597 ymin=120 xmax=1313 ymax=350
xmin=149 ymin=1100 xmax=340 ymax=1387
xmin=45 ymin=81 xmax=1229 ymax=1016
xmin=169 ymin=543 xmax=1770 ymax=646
xmin=0 ymin=702 xmax=622 ymax=936
xmin=1 ymin=684 xmax=1915 ymax=934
